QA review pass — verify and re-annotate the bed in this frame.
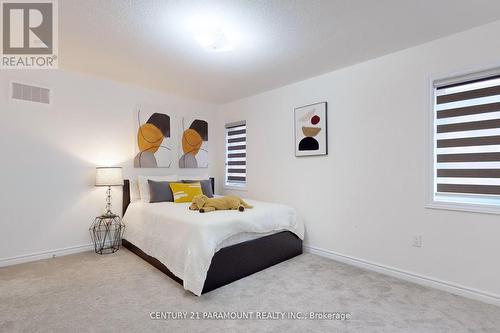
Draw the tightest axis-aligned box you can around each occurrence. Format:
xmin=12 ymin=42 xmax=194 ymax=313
xmin=121 ymin=178 xmax=304 ymax=295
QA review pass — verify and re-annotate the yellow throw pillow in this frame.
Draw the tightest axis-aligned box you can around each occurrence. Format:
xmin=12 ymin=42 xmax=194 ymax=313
xmin=169 ymin=182 xmax=203 ymax=203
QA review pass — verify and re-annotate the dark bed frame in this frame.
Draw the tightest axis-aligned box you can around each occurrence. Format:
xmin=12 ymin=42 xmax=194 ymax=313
xmin=121 ymin=178 xmax=303 ymax=294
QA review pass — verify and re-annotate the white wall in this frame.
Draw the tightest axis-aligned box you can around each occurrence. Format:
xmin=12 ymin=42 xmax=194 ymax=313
xmin=216 ymin=21 xmax=500 ymax=300
xmin=0 ymin=70 xmax=217 ymax=262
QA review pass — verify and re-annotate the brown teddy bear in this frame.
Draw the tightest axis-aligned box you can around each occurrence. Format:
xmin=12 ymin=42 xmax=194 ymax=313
xmin=189 ymin=194 xmax=253 ymax=213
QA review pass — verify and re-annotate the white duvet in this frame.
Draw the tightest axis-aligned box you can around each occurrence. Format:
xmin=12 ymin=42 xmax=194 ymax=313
xmin=122 ymin=199 xmax=304 ymax=296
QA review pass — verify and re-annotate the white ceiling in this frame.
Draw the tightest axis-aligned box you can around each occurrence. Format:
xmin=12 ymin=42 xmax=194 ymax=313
xmin=60 ymin=0 xmax=500 ymax=103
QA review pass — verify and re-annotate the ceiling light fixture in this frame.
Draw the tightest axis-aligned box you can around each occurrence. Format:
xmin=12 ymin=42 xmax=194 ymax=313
xmin=195 ymin=29 xmax=233 ymax=52
xmin=186 ymin=16 xmax=237 ymax=52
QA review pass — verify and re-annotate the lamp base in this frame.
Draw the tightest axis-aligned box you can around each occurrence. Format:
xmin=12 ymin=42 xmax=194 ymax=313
xmin=103 ymin=186 xmax=118 ymax=218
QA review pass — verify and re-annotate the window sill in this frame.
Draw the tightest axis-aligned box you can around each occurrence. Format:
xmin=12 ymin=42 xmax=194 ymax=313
xmin=223 ymin=185 xmax=248 ymax=192
xmin=426 ymin=201 xmax=500 ymax=215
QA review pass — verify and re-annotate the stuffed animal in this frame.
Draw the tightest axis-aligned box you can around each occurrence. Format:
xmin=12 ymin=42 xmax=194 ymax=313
xmin=189 ymin=194 xmax=253 ymax=213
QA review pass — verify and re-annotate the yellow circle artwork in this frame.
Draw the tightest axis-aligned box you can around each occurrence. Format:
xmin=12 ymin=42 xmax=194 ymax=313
xmin=182 ymin=128 xmax=203 ymax=155
xmin=138 ymin=123 xmax=163 ymax=153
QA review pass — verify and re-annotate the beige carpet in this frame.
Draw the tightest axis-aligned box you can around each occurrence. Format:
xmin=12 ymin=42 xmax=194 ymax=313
xmin=0 ymin=249 xmax=499 ymax=333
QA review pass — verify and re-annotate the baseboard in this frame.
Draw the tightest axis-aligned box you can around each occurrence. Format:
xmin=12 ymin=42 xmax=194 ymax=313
xmin=303 ymin=244 xmax=500 ymax=307
xmin=0 ymin=243 xmax=94 ymax=268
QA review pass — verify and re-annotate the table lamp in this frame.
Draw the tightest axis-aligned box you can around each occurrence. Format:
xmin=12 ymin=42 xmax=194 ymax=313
xmin=95 ymin=167 xmax=124 ymax=217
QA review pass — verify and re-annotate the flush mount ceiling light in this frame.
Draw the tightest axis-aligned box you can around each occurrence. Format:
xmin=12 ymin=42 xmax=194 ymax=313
xmin=186 ymin=16 xmax=238 ymax=52
xmin=195 ymin=29 xmax=233 ymax=52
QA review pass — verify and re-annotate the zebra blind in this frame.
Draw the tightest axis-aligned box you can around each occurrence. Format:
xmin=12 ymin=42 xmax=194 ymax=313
xmin=225 ymin=121 xmax=246 ymax=187
xmin=435 ymin=73 xmax=500 ymax=203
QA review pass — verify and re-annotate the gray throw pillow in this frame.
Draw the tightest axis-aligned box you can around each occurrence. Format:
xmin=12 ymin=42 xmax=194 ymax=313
xmin=183 ymin=179 xmax=214 ymax=198
xmin=148 ymin=180 xmax=175 ymax=203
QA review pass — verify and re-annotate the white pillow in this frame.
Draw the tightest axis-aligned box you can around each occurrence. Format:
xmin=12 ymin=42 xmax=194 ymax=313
xmin=129 ymin=179 xmax=141 ymax=202
xmin=138 ymin=175 xmax=179 ymax=202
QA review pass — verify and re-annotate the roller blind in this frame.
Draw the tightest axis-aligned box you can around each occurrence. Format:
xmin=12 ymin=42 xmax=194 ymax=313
xmin=225 ymin=121 xmax=246 ymax=187
xmin=435 ymin=73 xmax=500 ymax=203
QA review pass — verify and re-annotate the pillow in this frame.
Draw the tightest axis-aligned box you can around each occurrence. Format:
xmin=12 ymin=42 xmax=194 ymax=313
xmin=129 ymin=179 xmax=141 ymax=202
xmin=148 ymin=180 xmax=174 ymax=203
xmin=169 ymin=182 xmax=203 ymax=203
xmin=183 ymin=179 xmax=214 ymax=198
xmin=138 ymin=175 xmax=178 ymax=202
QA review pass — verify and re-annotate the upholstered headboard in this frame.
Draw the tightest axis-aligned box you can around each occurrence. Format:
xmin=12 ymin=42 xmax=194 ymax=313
xmin=122 ymin=177 xmax=215 ymax=216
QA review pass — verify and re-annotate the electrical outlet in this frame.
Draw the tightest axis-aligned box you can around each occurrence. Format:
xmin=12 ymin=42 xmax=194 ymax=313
xmin=412 ymin=235 xmax=423 ymax=248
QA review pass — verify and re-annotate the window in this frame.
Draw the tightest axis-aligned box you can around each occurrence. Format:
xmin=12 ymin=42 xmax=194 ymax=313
xmin=431 ymin=70 xmax=500 ymax=213
xmin=225 ymin=121 xmax=247 ymax=188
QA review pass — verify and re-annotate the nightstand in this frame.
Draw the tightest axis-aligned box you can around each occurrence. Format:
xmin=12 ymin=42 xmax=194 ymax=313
xmin=89 ymin=214 xmax=125 ymax=254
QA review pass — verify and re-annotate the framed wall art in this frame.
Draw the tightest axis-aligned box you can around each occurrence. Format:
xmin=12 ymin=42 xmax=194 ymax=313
xmin=134 ymin=109 xmax=172 ymax=168
xmin=294 ymin=102 xmax=327 ymax=157
xmin=179 ymin=117 xmax=209 ymax=168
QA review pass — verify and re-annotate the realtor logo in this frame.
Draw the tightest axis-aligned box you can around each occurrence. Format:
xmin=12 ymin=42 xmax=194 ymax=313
xmin=1 ymin=0 xmax=58 ymax=69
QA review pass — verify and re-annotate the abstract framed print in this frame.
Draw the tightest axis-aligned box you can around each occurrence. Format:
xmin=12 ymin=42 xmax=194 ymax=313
xmin=179 ymin=117 xmax=209 ymax=168
xmin=134 ymin=109 xmax=172 ymax=168
xmin=294 ymin=102 xmax=327 ymax=157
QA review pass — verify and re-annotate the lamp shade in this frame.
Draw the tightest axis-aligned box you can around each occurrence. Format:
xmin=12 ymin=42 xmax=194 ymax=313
xmin=95 ymin=167 xmax=124 ymax=186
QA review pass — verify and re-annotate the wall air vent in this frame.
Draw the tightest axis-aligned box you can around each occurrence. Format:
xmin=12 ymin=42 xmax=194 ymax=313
xmin=11 ymin=82 xmax=50 ymax=104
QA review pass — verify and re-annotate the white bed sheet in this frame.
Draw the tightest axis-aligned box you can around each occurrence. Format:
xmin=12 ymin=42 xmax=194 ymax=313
xmin=122 ymin=199 xmax=304 ymax=296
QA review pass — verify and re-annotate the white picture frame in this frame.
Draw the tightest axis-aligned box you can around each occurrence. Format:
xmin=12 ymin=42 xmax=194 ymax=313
xmin=294 ymin=102 xmax=328 ymax=157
